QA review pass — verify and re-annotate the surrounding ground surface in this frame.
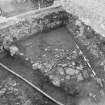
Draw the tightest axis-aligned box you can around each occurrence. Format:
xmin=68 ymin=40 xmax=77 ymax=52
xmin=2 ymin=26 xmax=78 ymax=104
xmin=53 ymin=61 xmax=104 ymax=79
xmin=61 ymin=0 xmax=105 ymax=37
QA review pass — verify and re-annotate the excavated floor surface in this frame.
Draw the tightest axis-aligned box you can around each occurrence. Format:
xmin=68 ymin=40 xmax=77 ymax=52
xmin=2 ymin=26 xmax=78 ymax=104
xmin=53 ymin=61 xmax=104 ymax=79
xmin=0 ymin=26 xmax=76 ymax=105
xmin=1 ymin=24 xmax=105 ymax=105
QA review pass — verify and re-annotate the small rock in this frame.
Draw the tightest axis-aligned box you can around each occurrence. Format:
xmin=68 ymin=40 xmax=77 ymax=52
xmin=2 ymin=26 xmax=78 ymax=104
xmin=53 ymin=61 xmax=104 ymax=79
xmin=19 ymin=53 xmax=24 ymax=56
xmin=100 ymin=90 xmax=105 ymax=96
xmin=30 ymin=60 xmax=34 ymax=64
xmin=96 ymin=78 xmax=103 ymax=87
xmin=77 ymin=73 xmax=83 ymax=81
xmin=49 ymin=75 xmax=54 ymax=80
xmin=76 ymin=64 xmax=83 ymax=70
xmin=32 ymin=63 xmax=42 ymax=70
xmin=52 ymin=77 xmax=60 ymax=87
xmin=62 ymin=63 xmax=68 ymax=67
xmin=83 ymin=70 xmax=89 ymax=79
xmin=66 ymin=68 xmax=79 ymax=75
xmin=0 ymin=88 xmax=6 ymax=96
xmin=25 ymin=57 xmax=29 ymax=61
xmin=66 ymin=75 xmax=70 ymax=80
xmin=23 ymin=100 xmax=32 ymax=105
xmin=57 ymin=66 xmax=64 ymax=75
xmin=9 ymin=45 xmax=19 ymax=56
xmin=72 ymin=62 xmax=75 ymax=66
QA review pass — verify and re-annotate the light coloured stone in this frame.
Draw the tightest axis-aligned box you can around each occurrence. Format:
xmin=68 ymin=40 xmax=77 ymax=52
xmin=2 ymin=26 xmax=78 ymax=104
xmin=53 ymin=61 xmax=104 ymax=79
xmin=9 ymin=45 xmax=19 ymax=56
xmin=0 ymin=88 xmax=6 ymax=96
xmin=57 ymin=67 xmax=64 ymax=75
xmin=32 ymin=62 xmax=42 ymax=70
xmin=77 ymin=73 xmax=83 ymax=81
xmin=76 ymin=66 xmax=83 ymax=70
xmin=66 ymin=68 xmax=78 ymax=75
xmin=19 ymin=53 xmax=24 ymax=56
xmin=25 ymin=57 xmax=29 ymax=61
xmin=66 ymin=75 xmax=70 ymax=80
xmin=52 ymin=77 xmax=60 ymax=87
xmin=71 ymin=62 xmax=75 ymax=66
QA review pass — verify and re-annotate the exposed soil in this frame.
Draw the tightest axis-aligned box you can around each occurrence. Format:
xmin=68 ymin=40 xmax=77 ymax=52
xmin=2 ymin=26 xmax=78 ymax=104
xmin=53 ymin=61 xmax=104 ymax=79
xmin=0 ymin=26 xmax=75 ymax=105
xmin=0 ymin=23 xmax=105 ymax=105
xmin=0 ymin=64 xmax=57 ymax=105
